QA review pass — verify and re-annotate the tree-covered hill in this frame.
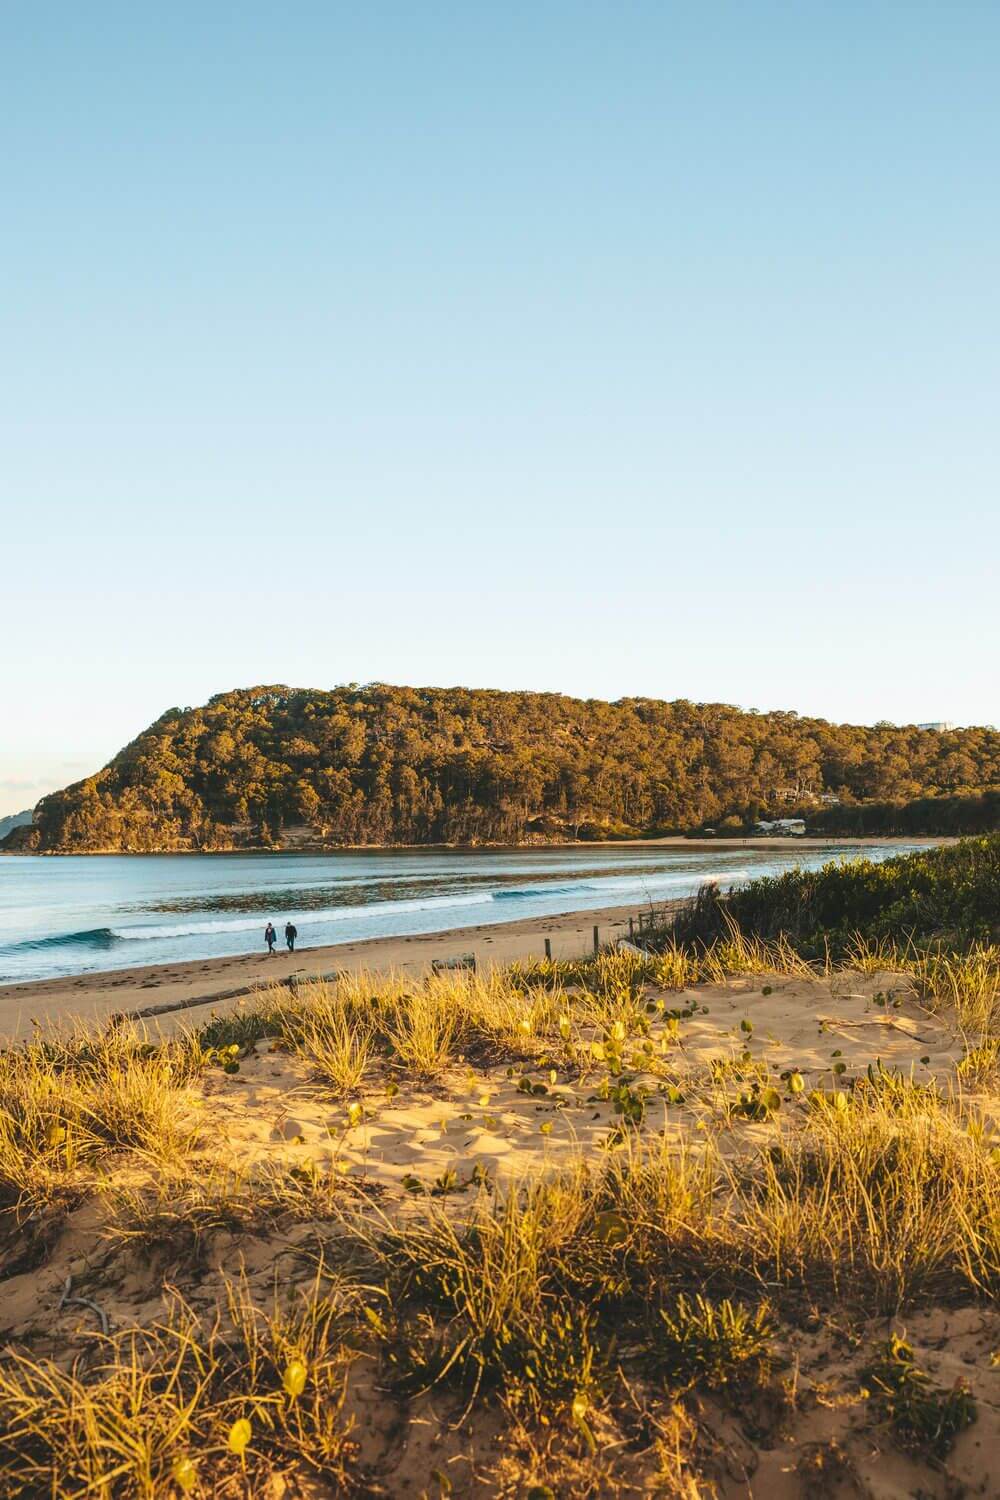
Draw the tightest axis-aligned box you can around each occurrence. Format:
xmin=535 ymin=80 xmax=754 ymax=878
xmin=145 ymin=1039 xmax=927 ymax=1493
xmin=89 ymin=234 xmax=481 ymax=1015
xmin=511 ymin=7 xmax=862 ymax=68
xmin=8 ymin=685 xmax=1000 ymax=852
xmin=0 ymin=808 xmax=32 ymax=842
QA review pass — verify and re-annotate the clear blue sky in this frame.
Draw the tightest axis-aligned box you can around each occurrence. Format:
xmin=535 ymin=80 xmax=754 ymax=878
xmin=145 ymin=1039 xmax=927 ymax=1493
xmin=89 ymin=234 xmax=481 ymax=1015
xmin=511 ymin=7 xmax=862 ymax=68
xmin=2 ymin=2 xmax=998 ymax=815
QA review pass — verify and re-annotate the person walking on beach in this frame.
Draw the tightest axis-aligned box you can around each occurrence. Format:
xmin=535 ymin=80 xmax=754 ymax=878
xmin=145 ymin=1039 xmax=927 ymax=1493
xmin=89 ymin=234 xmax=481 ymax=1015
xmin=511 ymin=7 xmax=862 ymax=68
xmin=264 ymin=921 xmax=277 ymax=956
xmin=285 ymin=921 xmax=297 ymax=953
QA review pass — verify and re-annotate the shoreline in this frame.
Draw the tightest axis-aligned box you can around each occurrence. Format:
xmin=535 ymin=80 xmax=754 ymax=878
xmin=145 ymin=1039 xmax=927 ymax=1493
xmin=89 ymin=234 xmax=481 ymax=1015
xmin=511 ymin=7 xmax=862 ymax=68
xmin=0 ymin=899 xmax=670 ymax=1042
xmin=0 ymin=836 xmax=947 ymax=1041
xmin=0 ymin=834 xmax=951 ymax=857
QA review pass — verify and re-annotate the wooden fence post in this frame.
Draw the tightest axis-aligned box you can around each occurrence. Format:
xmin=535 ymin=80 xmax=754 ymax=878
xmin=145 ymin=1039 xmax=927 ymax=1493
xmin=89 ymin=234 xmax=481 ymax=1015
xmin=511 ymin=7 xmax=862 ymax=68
xmin=544 ymin=937 xmax=552 ymax=961
xmin=593 ymin=925 xmax=599 ymax=955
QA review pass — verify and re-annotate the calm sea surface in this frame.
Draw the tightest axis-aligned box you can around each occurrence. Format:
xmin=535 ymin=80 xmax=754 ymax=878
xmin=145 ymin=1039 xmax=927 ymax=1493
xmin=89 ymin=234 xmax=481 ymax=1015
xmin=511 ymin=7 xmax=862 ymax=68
xmin=0 ymin=843 xmax=926 ymax=985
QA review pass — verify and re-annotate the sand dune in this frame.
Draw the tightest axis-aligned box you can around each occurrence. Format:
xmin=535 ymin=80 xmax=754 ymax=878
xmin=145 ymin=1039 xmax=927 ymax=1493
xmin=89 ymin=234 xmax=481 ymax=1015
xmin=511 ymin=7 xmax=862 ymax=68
xmin=2 ymin=926 xmax=998 ymax=1498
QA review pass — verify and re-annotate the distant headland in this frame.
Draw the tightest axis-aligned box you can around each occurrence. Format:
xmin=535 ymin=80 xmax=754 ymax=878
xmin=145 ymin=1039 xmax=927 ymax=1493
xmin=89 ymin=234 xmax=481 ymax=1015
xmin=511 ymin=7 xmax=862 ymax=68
xmin=4 ymin=684 xmax=998 ymax=854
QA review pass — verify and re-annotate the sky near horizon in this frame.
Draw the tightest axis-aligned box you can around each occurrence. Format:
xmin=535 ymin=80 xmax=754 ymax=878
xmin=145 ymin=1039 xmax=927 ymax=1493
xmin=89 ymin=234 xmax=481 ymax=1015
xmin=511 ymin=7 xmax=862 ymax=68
xmin=2 ymin=3 xmax=999 ymax=816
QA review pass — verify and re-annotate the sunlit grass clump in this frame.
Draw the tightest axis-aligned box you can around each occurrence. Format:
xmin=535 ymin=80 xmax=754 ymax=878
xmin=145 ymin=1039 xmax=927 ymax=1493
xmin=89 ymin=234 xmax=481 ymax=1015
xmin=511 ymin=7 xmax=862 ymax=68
xmin=0 ymin=1271 xmax=363 ymax=1498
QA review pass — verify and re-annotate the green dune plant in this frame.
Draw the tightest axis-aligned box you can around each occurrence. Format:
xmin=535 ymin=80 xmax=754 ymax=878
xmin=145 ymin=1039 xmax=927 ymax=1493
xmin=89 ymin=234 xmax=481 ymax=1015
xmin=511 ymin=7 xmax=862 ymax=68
xmin=652 ymin=1292 xmax=774 ymax=1394
xmin=665 ymin=834 xmax=1000 ymax=953
xmin=862 ymin=1333 xmax=976 ymax=1458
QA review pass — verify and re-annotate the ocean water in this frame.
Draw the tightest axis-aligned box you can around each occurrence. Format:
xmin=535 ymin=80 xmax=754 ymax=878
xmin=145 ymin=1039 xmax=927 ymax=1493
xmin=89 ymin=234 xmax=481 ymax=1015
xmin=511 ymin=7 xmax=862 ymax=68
xmin=0 ymin=843 xmax=926 ymax=985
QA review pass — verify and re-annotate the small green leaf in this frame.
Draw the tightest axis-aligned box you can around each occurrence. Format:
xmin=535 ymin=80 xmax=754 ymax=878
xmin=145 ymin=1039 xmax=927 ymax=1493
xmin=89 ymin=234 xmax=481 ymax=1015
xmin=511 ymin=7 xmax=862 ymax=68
xmin=593 ymin=1209 xmax=629 ymax=1245
xmin=282 ymin=1358 xmax=308 ymax=1398
xmin=364 ymin=1305 xmax=388 ymax=1336
xmin=227 ymin=1418 xmax=252 ymax=1456
xmin=171 ymin=1455 xmax=197 ymax=1493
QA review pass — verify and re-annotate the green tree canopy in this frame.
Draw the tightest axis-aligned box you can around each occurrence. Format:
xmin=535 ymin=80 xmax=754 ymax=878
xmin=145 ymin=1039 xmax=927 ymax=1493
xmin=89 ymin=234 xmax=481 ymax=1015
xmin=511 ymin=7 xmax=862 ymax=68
xmin=11 ymin=684 xmax=1000 ymax=852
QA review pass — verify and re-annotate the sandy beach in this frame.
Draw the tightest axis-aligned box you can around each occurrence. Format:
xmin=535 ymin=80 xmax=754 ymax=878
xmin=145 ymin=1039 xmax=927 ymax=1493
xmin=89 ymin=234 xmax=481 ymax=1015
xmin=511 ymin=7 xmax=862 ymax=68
xmin=0 ymin=900 xmax=661 ymax=1042
xmin=0 ymin=837 xmax=948 ymax=1043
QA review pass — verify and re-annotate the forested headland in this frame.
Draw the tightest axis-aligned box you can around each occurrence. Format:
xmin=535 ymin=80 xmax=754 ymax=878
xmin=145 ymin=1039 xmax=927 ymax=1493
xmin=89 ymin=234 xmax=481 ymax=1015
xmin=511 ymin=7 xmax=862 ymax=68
xmin=6 ymin=684 xmax=1000 ymax=852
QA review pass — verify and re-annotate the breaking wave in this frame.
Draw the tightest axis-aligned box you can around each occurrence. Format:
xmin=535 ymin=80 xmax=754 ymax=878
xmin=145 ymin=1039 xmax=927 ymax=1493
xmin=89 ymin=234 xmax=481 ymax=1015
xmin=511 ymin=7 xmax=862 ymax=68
xmin=5 ymin=927 xmax=121 ymax=953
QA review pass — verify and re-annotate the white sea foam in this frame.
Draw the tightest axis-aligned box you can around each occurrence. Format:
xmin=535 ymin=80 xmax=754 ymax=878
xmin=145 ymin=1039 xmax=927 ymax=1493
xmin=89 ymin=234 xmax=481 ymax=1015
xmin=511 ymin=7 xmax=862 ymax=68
xmin=113 ymin=890 xmax=495 ymax=941
xmin=112 ymin=867 xmax=755 ymax=941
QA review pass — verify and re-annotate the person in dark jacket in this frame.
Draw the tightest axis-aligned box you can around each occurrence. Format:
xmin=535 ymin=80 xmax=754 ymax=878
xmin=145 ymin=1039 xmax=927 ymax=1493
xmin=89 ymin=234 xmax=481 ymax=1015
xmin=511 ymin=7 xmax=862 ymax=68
xmin=264 ymin=921 xmax=277 ymax=955
xmin=285 ymin=921 xmax=297 ymax=953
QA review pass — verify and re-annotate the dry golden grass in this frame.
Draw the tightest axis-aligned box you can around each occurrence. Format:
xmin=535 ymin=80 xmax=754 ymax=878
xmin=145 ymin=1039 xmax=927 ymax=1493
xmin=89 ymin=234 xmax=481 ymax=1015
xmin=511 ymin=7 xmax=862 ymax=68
xmin=0 ymin=1024 xmax=202 ymax=1275
xmin=105 ymin=1158 xmax=349 ymax=1264
xmin=0 ymin=942 xmax=997 ymax=1495
xmin=0 ymin=1269 xmax=363 ymax=1498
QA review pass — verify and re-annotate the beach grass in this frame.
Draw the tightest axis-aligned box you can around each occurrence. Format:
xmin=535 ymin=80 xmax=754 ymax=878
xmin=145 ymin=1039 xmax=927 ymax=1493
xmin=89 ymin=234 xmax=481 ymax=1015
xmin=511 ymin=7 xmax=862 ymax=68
xmin=0 ymin=895 xmax=997 ymax=1493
